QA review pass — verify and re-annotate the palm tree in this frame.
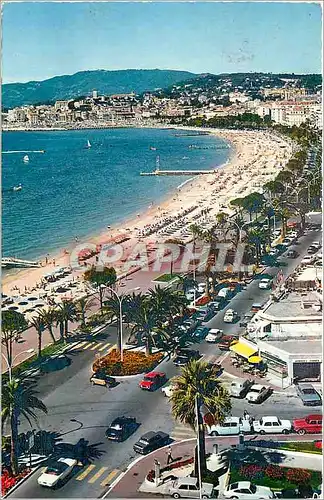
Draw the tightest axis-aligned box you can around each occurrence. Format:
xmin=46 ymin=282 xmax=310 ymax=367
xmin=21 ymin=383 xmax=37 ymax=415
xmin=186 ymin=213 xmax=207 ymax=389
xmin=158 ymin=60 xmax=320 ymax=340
xmin=2 ymin=379 xmax=47 ymax=475
xmin=76 ymin=296 xmax=94 ymax=328
xmin=39 ymin=307 xmax=57 ymax=344
xmin=129 ymin=298 xmax=159 ymax=356
xmin=2 ymin=311 xmax=28 ymax=369
xmin=170 ymin=359 xmax=231 ymax=473
xmin=57 ymin=300 xmax=77 ymax=339
xmin=246 ymin=227 xmax=267 ymax=266
xmin=28 ymin=314 xmax=46 ymax=358
xmin=103 ymin=294 xmax=124 ymax=353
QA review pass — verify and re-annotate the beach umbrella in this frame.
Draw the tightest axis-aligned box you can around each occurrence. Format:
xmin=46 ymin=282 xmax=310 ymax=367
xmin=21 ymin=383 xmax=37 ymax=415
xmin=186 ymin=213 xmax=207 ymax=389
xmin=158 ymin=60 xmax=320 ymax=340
xmin=248 ymin=355 xmax=263 ymax=364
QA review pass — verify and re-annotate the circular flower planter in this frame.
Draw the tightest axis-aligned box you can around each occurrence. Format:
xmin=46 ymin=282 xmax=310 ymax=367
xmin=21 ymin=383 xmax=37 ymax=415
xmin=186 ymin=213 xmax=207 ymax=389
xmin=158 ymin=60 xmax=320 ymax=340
xmin=92 ymin=348 xmax=164 ymax=377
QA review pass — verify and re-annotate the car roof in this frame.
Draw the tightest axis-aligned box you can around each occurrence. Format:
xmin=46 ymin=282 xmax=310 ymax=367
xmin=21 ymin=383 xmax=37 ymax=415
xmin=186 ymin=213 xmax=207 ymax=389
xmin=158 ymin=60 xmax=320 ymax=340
xmin=146 ymin=371 xmax=165 ymax=377
xmin=251 ymin=384 xmax=265 ymax=390
xmin=176 ymin=477 xmax=197 ymax=485
xmin=298 ymin=382 xmax=315 ymax=388
xmin=111 ymin=416 xmax=133 ymax=424
xmin=140 ymin=431 xmax=157 ymax=440
xmin=260 ymin=416 xmax=278 ymax=422
xmin=306 ymin=414 xmax=322 ymax=419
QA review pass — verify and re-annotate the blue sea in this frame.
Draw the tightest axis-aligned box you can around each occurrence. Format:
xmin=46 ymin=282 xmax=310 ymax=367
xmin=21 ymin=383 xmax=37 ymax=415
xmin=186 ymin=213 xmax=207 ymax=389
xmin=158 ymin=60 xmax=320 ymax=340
xmin=2 ymin=128 xmax=230 ymax=261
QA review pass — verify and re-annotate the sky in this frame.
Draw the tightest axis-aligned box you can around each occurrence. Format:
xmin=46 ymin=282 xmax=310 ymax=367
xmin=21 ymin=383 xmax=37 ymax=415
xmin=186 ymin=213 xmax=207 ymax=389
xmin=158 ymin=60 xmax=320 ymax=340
xmin=2 ymin=1 xmax=322 ymax=83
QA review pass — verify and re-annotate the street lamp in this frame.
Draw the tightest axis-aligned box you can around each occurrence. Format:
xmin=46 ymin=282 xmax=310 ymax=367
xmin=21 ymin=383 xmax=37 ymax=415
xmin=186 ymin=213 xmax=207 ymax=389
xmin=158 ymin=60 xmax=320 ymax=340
xmin=1 ymin=348 xmax=35 ymax=382
xmin=230 ymin=219 xmax=251 ymax=243
xmin=106 ymin=286 xmax=140 ymax=362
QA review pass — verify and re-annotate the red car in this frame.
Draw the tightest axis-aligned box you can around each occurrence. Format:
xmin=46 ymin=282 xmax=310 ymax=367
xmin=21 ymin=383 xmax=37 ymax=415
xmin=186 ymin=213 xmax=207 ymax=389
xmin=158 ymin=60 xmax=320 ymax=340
xmin=293 ymin=414 xmax=322 ymax=435
xmin=139 ymin=371 xmax=167 ymax=391
xmin=218 ymin=336 xmax=237 ymax=351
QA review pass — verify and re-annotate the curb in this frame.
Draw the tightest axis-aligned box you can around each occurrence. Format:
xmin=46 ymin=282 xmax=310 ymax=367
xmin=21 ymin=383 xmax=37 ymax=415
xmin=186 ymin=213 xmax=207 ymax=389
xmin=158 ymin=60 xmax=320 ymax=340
xmin=245 ymin=445 xmax=323 ymax=460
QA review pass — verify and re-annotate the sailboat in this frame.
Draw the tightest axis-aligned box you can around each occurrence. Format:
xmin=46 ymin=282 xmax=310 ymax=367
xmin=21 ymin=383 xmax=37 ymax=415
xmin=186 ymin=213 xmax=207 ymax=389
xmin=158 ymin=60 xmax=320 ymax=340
xmin=150 ymin=146 xmax=157 ymax=151
xmin=13 ymin=184 xmax=22 ymax=191
xmin=23 ymin=155 xmax=29 ymax=163
xmin=85 ymin=140 xmax=91 ymax=149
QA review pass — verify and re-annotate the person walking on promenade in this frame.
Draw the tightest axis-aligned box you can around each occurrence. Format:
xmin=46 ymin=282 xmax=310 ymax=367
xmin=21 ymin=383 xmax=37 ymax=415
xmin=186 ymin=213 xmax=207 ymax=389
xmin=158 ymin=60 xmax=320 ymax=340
xmin=166 ymin=446 xmax=174 ymax=465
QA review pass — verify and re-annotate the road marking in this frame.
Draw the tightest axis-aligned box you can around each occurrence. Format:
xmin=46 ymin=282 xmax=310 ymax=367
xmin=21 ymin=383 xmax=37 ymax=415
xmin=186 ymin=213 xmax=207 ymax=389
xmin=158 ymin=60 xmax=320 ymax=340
xmin=100 ymin=469 xmax=119 ymax=486
xmin=90 ymin=342 xmax=102 ymax=351
xmin=75 ymin=464 xmax=96 ymax=481
xmin=88 ymin=466 xmax=108 ymax=484
xmin=70 ymin=341 xmax=87 ymax=351
xmin=82 ymin=342 xmax=93 ymax=350
xmin=98 ymin=342 xmax=111 ymax=352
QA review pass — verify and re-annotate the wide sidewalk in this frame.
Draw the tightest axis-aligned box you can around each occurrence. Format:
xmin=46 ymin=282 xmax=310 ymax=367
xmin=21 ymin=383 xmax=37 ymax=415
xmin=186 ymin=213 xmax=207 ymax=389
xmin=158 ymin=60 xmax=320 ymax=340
xmin=105 ymin=434 xmax=322 ymax=498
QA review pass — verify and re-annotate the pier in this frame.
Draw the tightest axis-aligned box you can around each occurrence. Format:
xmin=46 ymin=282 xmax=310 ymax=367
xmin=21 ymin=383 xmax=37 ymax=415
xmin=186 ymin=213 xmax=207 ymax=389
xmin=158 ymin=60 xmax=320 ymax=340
xmin=2 ymin=257 xmax=41 ymax=269
xmin=140 ymin=169 xmax=216 ymax=176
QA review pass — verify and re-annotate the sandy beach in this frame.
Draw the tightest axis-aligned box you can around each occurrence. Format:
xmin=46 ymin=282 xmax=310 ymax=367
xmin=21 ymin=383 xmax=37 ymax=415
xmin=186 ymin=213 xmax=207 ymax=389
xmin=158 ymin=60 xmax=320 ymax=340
xmin=2 ymin=127 xmax=293 ymax=297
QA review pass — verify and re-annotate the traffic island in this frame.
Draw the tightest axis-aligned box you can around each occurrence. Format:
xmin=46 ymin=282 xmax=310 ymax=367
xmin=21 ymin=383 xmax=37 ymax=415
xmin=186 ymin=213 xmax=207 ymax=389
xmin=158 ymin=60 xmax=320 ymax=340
xmin=92 ymin=348 xmax=164 ymax=376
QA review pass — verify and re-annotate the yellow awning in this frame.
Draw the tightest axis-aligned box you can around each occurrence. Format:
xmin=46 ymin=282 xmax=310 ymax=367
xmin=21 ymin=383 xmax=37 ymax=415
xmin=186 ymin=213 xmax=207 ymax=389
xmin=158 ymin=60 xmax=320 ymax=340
xmin=230 ymin=342 xmax=257 ymax=359
xmin=248 ymin=355 xmax=263 ymax=364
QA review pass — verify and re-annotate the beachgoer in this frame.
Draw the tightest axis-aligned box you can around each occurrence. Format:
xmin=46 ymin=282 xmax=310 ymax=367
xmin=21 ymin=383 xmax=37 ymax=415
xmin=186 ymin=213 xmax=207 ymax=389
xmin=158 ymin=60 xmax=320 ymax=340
xmin=45 ymin=257 xmax=48 ymax=264
xmin=166 ymin=446 xmax=173 ymax=465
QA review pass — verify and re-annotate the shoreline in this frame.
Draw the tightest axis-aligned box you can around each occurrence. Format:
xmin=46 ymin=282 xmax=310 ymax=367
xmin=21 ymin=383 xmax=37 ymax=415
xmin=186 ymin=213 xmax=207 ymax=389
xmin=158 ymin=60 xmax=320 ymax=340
xmin=2 ymin=127 xmax=292 ymax=295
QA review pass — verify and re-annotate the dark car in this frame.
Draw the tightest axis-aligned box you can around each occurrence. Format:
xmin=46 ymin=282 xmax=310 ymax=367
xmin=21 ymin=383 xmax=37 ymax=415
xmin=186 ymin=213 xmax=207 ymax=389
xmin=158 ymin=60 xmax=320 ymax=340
xmin=192 ymin=326 xmax=210 ymax=339
xmin=287 ymin=249 xmax=299 ymax=258
xmin=296 ymin=383 xmax=322 ymax=406
xmin=90 ymin=372 xmax=117 ymax=388
xmin=106 ymin=416 xmax=138 ymax=442
xmin=173 ymin=349 xmax=201 ymax=366
xmin=239 ymin=313 xmax=255 ymax=328
xmin=307 ymin=245 xmax=318 ymax=254
xmin=133 ymin=431 xmax=169 ymax=454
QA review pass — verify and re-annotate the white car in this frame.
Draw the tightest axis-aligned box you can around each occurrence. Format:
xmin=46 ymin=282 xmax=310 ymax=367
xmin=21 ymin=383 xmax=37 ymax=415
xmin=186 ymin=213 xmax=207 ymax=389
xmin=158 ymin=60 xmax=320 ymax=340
xmin=197 ymin=283 xmax=206 ymax=293
xmin=253 ymin=416 xmax=292 ymax=434
xmin=224 ymin=481 xmax=275 ymax=499
xmin=258 ymin=278 xmax=272 ymax=290
xmin=168 ymin=476 xmax=215 ymax=499
xmin=37 ymin=458 xmax=77 ymax=487
xmin=223 ymin=309 xmax=237 ymax=323
xmin=207 ymin=416 xmax=252 ymax=436
xmin=245 ymin=384 xmax=272 ymax=404
xmin=312 ymin=241 xmax=322 ymax=250
xmin=301 ymin=255 xmax=316 ymax=266
xmin=161 ymin=381 xmax=177 ymax=397
xmin=205 ymin=329 xmax=223 ymax=343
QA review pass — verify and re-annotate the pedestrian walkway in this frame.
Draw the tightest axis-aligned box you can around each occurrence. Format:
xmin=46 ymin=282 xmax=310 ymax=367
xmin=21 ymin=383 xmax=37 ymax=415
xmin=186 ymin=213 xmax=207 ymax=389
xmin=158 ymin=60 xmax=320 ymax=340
xmin=73 ymin=464 xmax=121 ymax=487
xmin=171 ymin=423 xmax=196 ymax=441
xmin=67 ymin=340 xmax=115 ymax=356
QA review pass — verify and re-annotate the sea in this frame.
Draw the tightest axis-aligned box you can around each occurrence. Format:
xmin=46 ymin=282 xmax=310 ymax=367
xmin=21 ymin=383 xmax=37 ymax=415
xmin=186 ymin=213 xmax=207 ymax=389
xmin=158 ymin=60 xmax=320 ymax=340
xmin=2 ymin=127 xmax=231 ymax=262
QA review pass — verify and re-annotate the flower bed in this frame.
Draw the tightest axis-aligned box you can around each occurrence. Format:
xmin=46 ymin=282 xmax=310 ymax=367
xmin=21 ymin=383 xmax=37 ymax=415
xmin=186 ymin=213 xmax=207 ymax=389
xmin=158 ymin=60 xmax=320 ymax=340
xmin=230 ymin=463 xmax=321 ymax=490
xmin=93 ymin=349 xmax=164 ymax=376
xmin=1 ymin=469 xmax=31 ymax=496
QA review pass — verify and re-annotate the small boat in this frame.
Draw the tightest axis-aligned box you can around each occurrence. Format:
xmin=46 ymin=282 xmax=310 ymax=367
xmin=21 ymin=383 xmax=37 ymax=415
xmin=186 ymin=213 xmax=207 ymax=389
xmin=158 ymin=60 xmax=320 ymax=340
xmin=13 ymin=184 xmax=22 ymax=191
xmin=85 ymin=140 xmax=91 ymax=149
xmin=150 ymin=146 xmax=157 ymax=151
xmin=23 ymin=155 xmax=29 ymax=162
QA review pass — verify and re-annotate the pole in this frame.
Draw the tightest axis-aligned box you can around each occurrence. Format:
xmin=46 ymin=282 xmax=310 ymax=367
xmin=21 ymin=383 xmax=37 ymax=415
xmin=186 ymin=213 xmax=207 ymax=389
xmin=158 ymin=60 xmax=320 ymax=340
xmin=195 ymin=395 xmax=202 ymax=500
xmin=119 ymin=297 xmax=124 ymax=362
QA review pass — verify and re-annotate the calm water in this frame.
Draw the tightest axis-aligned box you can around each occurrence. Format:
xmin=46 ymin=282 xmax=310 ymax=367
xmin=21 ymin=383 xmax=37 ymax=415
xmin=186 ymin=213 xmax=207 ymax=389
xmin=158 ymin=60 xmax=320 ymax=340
xmin=2 ymin=128 xmax=230 ymax=261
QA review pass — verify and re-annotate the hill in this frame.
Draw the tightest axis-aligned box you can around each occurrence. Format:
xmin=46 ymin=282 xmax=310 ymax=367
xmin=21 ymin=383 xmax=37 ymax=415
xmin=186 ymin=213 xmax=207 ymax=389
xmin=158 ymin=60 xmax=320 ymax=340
xmin=2 ymin=69 xmax=198 ymax=109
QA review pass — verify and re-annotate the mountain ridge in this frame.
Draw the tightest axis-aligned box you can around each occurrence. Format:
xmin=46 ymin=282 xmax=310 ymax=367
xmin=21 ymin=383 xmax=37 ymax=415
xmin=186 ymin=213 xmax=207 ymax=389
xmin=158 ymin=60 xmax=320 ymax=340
xmin=2 ymin=69 xmax=199 ymax=109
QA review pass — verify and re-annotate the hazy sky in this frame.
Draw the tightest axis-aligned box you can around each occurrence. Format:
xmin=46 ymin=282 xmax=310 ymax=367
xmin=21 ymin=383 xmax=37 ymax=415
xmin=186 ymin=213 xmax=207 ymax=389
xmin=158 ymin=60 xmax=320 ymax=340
xmin=2 ymin=1 xmax=322 ymax=83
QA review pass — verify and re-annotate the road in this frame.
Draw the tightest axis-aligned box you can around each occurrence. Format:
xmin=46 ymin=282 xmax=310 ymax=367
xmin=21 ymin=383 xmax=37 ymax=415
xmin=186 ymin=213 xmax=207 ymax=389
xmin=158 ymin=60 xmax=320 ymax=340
xmin=9 ymin=229 xmax=322 ymax=498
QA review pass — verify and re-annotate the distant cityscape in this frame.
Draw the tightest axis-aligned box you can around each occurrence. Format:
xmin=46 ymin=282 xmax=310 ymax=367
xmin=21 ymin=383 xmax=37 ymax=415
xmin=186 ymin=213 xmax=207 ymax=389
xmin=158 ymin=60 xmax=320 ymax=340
xmin=2 ymin=72 xmax=322 ymax=131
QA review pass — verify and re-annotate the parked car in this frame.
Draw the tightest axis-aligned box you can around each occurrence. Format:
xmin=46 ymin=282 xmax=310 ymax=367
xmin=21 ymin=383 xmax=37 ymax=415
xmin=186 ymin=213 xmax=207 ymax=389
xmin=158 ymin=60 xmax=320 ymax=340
xmin=293 ymin=414 xmax=322 ymax=435
xmin=205 ymin=329 xmax=223 ymax=343
xmin=245 ymin=384 xmax=272 ymax=404
xmin=307 ymin=245 xmax=318 ymax=254
xmin=282 ymin=237 xmax=294 ymax=247
xmin=207 ymin=416 xmax=251 ymax=436
xmin=301 ymin=254 xmax=316 ymax=265
xmin=218 ymin=335 xmax=237 ymax=351
xmin=197 ymin=283 xmax=206 ymax=293
xmin=217 ymin=287 xmax=233 ymax=300
xmin=105 ymin=416 xmax=138 ymax=441
xmin=161 ymin=382 xmax=177 ymax=397
xmin=295 ymin=383 xmax=322 ymax=406
xmin=139 ymin=372 xmax=167 ymax=391
xmin=253 ymin=416 xmax=292 ymax=434
xmin=223 ymin=309 xmax=238 ymax=323
xmin=287 ymin=249 xmax=299 ymax=258
xmin=258 ymin=278 xmax=273 ymax=290
xmin=133 ymin=431 xmax=169 ymax=454
xmin=311 ymin=241 xmax=322 ymax=250
xmin=224 ymin=481 xmax=275 ymax=499
xmin=239 ymin=313 xmax=255 ymax=328
xmin=230 ymin=378 xmax=254 ymax=398
xmin=37 ymin=458 xmax=77 ymax=488
xmin=173 ymin=349 xmax=201 ymax=366
xmin=250 ymin=303 xmax=263 ymax=313
xmin=192 ymin=326 xmax=210 ymax=339
xmin=90 ymin=372 xmax=117 ymax=388
xmin=168 ymin=476 xmax=215 ymax=499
